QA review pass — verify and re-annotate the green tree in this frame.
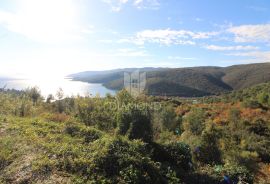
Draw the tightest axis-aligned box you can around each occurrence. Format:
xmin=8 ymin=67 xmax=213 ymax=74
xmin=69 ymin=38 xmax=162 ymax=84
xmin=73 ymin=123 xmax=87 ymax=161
xmin=25 ymin=87 xmax=42 ymax=105
xmin=160 ymin=105 xmax=180 ymax=131
xmin=56 ymin=88 xmax=65 ymax=113
xmin=116 ymin=89 xmax=133 ymax=106
xmin=46 ymin=94 xmax=54 ymax=103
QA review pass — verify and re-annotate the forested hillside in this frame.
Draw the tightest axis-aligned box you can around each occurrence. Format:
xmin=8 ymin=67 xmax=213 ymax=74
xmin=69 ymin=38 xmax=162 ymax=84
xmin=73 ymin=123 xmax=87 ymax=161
xmin=70 ymin=63 xmax=270 ymax=97
xmin=0 ymin=83 xmax=270 ymax=183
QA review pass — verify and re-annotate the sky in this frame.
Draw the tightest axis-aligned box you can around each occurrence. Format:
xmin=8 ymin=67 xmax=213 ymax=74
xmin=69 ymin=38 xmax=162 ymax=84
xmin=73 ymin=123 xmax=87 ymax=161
xmin=0 ymin=0 xmax=269 ymax=79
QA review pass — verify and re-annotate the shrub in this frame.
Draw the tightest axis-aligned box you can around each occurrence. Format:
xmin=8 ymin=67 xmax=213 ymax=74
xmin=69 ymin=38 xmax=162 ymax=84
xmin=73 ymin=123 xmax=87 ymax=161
xmin=117 ymin=106 xmax=153 ymax=142
xmin=258 ymin=92 xmax=270 ymax=106
xmin=150 ymin=142 xmax=192 ymax=171
xmin=163 ymin=142 xmax=192 ymax=170
xmin=248 ymin=119 xmax=269 ymax=136
xmin=65 ymin=124 xmax=81 ymax=137
xmin=184 ymin=108 xmax=206 ymax=135
xmin=47 ymin=113 xmax=70 ymax=122
xmin=228 ymin=108 xmax=241 ymax=130
xmin=76 ymin=97 xmax=116 ymax=130
xmin=82 ymin=128 xmax=103 ymax=143
xmin=197 ymin=129 xmax=222 ymax=165
xmin=65 ymin=123 xmax=103 ymax=143
xmin=160 ymin=105 xmax=180 ymax=132
xmin=91 ymin=137 xmax=165 ymax=183
xmin=242 ymin=99 xmax=262 ymax=109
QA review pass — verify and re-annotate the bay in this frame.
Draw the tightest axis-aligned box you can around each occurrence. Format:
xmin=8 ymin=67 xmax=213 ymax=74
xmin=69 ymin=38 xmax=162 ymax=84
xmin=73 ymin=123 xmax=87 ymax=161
xmin=0 ymin=78 xmax=116 ymax=97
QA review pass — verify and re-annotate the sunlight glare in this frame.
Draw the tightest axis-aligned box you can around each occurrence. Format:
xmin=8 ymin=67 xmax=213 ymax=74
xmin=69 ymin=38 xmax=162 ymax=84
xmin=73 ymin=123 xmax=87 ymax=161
xmin=12 ymin=0 xmax=79 ymax=43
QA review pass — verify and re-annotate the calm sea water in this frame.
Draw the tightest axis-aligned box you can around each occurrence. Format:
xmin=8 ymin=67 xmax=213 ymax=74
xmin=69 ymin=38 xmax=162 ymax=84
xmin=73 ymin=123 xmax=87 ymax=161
xmin=0 ymin=78 xmax=116 ymax=97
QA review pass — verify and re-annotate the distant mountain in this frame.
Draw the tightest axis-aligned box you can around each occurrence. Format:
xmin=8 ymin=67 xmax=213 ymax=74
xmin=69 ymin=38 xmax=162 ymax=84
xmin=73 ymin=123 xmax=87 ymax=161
xmin=69 ymin=63 xmax=270 ymax=97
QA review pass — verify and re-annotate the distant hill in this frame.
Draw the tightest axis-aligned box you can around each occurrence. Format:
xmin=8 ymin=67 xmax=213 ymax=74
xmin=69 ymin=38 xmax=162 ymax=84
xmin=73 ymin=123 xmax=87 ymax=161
xmin=69 ymin=63 xmax=270 ymax=97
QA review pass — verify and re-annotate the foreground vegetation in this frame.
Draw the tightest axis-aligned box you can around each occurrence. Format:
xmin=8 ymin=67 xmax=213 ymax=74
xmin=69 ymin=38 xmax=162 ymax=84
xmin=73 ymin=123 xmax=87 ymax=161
xmin=0 ymin=84 xmax=270 ymax=183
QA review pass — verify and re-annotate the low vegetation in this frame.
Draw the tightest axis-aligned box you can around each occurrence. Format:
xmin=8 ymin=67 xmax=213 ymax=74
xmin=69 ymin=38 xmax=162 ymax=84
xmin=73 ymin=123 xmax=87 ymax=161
xmin=0 ymin=83 xmax=270 ymax=183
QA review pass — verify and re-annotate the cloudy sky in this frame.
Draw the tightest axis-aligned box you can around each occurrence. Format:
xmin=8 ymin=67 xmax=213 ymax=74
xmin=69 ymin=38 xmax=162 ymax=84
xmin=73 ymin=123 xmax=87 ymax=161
xmin=0 ymin=0 xmax=269 ymax=78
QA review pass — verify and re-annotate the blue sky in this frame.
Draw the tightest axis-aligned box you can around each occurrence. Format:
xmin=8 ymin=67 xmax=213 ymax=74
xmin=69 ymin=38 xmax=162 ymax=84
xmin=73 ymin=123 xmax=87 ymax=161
xmin=0 ymin=0 xmax=269 ymax=78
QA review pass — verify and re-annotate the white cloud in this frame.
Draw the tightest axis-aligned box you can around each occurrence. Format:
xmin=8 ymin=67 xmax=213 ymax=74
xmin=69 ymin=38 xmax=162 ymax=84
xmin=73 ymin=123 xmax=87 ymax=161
xmin=0 ymin=0 xmax=85 ymax=43
xmin=194 ymin=18 xmax=204 ymax=22
xmin=133 ymin=0 xmax=160 ymax=9
xmin=102 ymin=0 xmax=129 ymax=12
xmin=227 ymin=51 xmax=270 ymax=62
xmin=121 ymin=29 xmax=218 ymax=46
xmin=102 ymin=0 xmax=160 ymax=11
xmin=228 ymin=24 xmax=270 ymax=43
xmin=204 ymin=45 xmax=259 ymax=51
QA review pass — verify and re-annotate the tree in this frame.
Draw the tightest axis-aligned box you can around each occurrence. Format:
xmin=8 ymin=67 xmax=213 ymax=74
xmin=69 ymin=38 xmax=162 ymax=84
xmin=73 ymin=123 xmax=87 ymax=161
xmin=56 ymin=88 xmax=64 ymax=100
xmin=56 ymin=88 xmax=65 ymax=113
xmin=26 ymin=87 xmax=42 ymax=105
xmin=160 ymin=105 xmax=180 ymax=131
xmin=116 ymin=89 xmax=133 ymax=106
xmin=46 ymin=94 xmax=54 ymax=103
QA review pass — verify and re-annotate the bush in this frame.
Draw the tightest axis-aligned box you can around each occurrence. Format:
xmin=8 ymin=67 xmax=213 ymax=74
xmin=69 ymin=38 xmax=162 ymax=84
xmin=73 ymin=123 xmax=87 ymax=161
xmin=159 ymin=105 xmax=181 ymax=132
xmin=196 ymin=126 xmax=222 ymax=165
xmin=184 ymin=108 xmax=206 ymax=135
xmin=82 ymin=128 xmax=103 ymax=143
xmin=90 ymin=137 xmax=166 ymax=183
xmin=64 ymin=123 xmax=81 ymax=137
xmin=242 ymin=99 xmax=262 ymax=109
xmin=222 ymin=164 xmax=254 ymax=183
xmin=163 ymin=142 xmax=192 ymax=170
xmin=117 ymin=106 xmax=153 ymax=142
xmin=65 ymin=123 xmax=103 ymax=143
xmin=248 ymin=119 xmax=269 ymax=136
xmin=150 ymin=142 xmax=192 ymax=171
xmin=76 ymin=97 xmax=116 ymax=130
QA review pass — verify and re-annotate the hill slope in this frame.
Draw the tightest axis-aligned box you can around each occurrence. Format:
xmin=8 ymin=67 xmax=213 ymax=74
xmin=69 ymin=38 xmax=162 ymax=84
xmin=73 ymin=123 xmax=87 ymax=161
xmin=70 ymin=63 xmax=270 ymax=97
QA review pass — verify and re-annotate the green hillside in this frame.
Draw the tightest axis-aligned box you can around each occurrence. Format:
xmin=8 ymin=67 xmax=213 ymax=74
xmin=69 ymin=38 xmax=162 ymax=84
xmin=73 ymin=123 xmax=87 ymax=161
xmin=70 ymin=63 xmax=270 ymax=97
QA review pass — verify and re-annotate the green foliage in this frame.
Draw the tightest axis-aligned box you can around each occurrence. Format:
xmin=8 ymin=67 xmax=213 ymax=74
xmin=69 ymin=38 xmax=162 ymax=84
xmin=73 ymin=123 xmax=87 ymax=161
xmin=224 ymin=82 xmax=270 ymax=106
xmin=159 ymin=105 xmax=180 ymax=132
xmin=1 ymin=84 xmax=270 ymax=183
xmin=258 ymin=92 xmax=270 ymax=106
xmin=196 ymin=125 xmax=222 ymax=165
xmin=116 ymin=89 xmax=134 ymax=105
xmin=248 ymin=119 xmax=269 ymax=136
xmin=117 ymin=105 xmax=153 ymax=142
xmin=15 ymin=96 xmax=33 ymax=117
xmin=25 ymin=87 xmax=42 ymax=105
xmin=228 ymin=108 xmax=241 ymax=129
xmin=242 ymin=99 xmax=262 ymax=109
xmin=76 ymin=97 xmax=116 ymax=130
xmin=162 ymin=142 xmax=192 ymax=170
xmin=184 ymin=108 xmax=206 ymax=135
